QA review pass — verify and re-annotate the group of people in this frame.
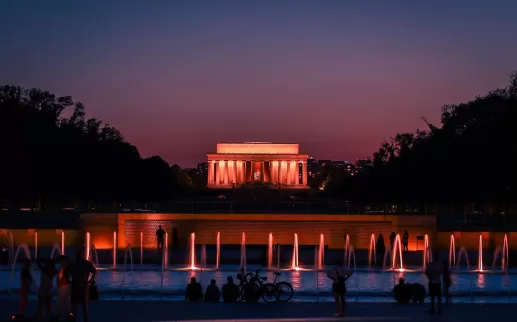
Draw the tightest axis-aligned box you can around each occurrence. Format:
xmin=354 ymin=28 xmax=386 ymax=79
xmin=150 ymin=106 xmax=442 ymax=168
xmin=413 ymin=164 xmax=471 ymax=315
xmin=17 ymin=248 xmax=97 ymax=322
xmin=327 ymin=250 xmax=452 ymax=317
xmin=184 ymin=276 xmax=240 ymax=303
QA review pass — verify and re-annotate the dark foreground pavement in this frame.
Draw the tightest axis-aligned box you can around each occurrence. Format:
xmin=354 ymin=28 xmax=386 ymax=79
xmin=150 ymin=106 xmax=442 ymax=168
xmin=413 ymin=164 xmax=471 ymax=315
xmin=1 ymin=300 xmax=515 ymax=322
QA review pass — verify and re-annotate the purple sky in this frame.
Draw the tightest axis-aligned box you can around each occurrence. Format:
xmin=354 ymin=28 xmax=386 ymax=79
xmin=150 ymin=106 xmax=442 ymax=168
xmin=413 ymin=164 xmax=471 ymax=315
xmin=1 ymin=1 xmax=516 ymax=167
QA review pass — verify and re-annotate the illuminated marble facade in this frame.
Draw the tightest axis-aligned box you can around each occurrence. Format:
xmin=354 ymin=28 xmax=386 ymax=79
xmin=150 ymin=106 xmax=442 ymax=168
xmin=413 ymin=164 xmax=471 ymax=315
xmin=207 ymin=142 xmax=308 ymax=188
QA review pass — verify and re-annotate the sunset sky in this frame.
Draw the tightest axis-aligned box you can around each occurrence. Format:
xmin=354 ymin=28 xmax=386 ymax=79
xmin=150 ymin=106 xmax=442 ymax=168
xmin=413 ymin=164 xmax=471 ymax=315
xmin=1 ymin=0 xmax=516 ymax=167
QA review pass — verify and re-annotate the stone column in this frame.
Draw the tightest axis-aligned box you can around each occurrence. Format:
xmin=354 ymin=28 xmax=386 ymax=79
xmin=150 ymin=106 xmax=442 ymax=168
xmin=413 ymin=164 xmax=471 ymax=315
xmin=278 ymin=161 xmax=282 ymax=184
xmin=223 ymin=161 xmax=229 ymax=184
xmin=286 ymin=162 xmax=291 ymax=185
xmin=207 ymin=161 xmax=214 ymax=184
xmin=233 ymin=161 xmax=238 ymax=184
xmin=293 ymin=161 xmax=299 ymax=184
xmin=215 ymin=161 xmax=220 ymax=185
xmin=302 ymin=161 xmax=307 ymax=185
xmin=261 ymin=161 xmax=265 ymax=183
xmin=280 ymin=161 xmax=285 ymax=184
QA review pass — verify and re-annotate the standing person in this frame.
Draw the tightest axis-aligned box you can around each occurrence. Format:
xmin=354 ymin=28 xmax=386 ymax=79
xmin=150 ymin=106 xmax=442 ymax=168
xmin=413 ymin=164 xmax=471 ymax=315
xmin=17 ymin=259 xmax=34 ymax=318
xmin=402 ymin=230 xmax=409 ymax=252
xmin=156 ymin=226 xmax=165 ymax=251
xmin=56 ymin=256 xmax=72 ymax=321
xmin=327 ymin=260 xmax=353 ymax=317
xmin=425 ymin=251 xmax=443 ymax=315
xmin=68 ymin=248 xmax=97 ymax=322
xmin=35 ymin=258 xmax=57 ymax=320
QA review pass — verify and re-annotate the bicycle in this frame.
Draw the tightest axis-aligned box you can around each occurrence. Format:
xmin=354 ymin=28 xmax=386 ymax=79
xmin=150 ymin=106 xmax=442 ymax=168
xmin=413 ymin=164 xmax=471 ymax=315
xmin=245 ymin=270 xmax=294 ymax=303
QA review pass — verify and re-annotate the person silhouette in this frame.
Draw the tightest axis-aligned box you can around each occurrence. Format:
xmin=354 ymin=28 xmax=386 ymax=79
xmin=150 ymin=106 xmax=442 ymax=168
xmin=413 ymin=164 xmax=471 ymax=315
xmin=204 ymin=279 xmax=220 ymax=303
xmin=185 ymin=277 xmax=203 ymax=302
xmin=156 ymin=226 xmax=165 ymax=251
xmin=425 ymin=251 xmax=443 ymax=315
xmin=222 ymin=276 xmax=239 ymax=302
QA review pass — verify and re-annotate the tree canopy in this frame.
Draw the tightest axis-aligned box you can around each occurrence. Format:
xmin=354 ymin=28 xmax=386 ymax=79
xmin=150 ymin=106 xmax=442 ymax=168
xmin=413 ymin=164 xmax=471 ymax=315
xmin=328 ymin=72 xmax=517 ymax=203
xmin=0 ymin=86 xmax=187 ymax=209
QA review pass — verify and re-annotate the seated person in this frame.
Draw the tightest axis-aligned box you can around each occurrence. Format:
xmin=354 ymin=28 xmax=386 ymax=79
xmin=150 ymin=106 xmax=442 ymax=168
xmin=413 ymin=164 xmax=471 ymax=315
xmin=204 ymin=279 xmax=220 ymax=303
xmin=185 ymin=277 xmax=203 ymax=302
xmin=222 ymin=276 xmax=239 ymax=302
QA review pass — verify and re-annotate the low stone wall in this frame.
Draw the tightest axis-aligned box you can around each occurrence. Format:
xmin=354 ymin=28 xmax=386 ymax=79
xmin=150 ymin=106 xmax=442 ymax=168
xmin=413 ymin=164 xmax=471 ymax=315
xmin=111 ymin=213 xmax=436 ymax=251
xmin=5 ymin=213 xmax=514 ymax=254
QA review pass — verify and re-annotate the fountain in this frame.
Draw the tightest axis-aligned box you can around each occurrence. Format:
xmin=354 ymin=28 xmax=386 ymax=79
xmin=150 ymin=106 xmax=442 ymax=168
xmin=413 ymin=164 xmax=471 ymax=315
xmin=478 ymin=234 xmax=483 ymax=271
xmin=61 ymin=231 xmax=65 ymax=255
xmin=344 ymin=234 xmax=350 ymax=268
xmin=9 ymin=244 xmax=32 ymax=295
xmin=188 ymin=232 xmax=196 ymax=270
xmin=216 ymin=232 xmax=221 ymax=269
xmin=113 ymin=231 xmax=117 ymax=267
xmin=449 ymin=234 xmax=456 ymax=267
xmin=140 ymin=232 xmax=143 ymax=266
xmin=457 ymin=246 xmax=471 ymax=270
xmin=317 ymin=234 xmax=324 ymax=270
xmin=292 ymin=233 xmax=300 ymax=270
xmin=267 ymin=233 xmax=273 ymax=269
xmin=89 ymin=244 xmax=99 ymax=267
xmin=391 ymin=234 xmax=404 ymax=271
xmin=50 ymin=243 xmax=62 ymax=259
xmin=85 ymin=232 xmax=90 ymax=261
xmin=240 ymin=232 xmax=247 ymax=273
xmin=368 ymin=233 xmax=376 ymax=268
xmin=423 ymin=234 xmax=432 ymax=270
xmin=347 ymin=244 xmax=356 ymax=271
xmin=34 ymin=231 xmax=38 ymax=260
xmin=164 ymin=232 xmax=169 ymax=268
xmin=492 ymin=234 xmax=509 ymax=271
xmin=121 ymin=244 xmax=134 ymax=298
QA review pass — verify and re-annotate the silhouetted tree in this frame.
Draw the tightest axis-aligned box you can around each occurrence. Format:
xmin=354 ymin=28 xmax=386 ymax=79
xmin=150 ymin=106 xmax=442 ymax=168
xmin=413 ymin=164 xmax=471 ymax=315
xmin=0 ymin=85 xmax=187 ymax=209
xmin=328 ymin=71 xmax=517 ymax=202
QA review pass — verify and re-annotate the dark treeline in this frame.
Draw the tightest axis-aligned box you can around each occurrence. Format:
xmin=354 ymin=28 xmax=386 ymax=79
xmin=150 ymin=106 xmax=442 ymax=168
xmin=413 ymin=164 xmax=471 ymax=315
xmin=2 ymin=72 xmax=517 ymax=208
xmin=0 ymin=86 xmax=189 ymax=209
xmin=326 ymin=72 xmax=517 ymax=203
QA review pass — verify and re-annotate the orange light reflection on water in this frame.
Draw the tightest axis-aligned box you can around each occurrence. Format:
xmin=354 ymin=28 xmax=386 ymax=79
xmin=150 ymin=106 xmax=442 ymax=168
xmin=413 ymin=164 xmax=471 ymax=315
xmin=476 ymin=273 xmax=486 ymax=288
xmin=290 ymin=270 xmax=301 ymax=290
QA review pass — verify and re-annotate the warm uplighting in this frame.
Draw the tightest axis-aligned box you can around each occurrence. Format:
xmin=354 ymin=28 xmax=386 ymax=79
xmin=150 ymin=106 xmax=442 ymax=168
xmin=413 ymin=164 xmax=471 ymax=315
xmin=368 ymin=233 xmax=376 ymax=268
xmin=85 ymin=232 xmax=90 ymax=260
xmin=291 ymin=233 xmax=300 ymax=270
xmin=268 ymin=232 xmax=273 ymax=269
xmin=478 ymin=234 xmax=483 ymax=271
xmin=449 ymin=234 xmax=456 ymax=267
xmin=392 ymin=234 xmax=404 ymax=271
xmin=188 ymin=233 xmax=196 ymax=270
xmin=216 ymin=232 xmax=221 ymax=269
xmin=113 ymin=231 xmax=117 ymax=267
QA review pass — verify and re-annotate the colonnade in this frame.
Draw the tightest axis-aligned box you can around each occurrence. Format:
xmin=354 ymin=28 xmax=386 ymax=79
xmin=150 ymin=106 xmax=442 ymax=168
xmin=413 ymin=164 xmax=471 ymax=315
xmin=207 ymin=160 xmax=307 ymax=186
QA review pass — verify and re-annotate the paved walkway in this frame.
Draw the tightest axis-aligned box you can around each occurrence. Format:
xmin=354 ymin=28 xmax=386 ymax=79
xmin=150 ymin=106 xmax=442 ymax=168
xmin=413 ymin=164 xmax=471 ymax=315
xmin=1 ymin=300 xmax=515 ymax=322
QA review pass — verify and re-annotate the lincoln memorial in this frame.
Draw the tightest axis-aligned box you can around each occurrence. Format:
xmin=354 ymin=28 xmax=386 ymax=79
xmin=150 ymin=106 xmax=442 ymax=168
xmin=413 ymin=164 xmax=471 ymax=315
xmin=207 ymin=142 xmax=309 ymax=188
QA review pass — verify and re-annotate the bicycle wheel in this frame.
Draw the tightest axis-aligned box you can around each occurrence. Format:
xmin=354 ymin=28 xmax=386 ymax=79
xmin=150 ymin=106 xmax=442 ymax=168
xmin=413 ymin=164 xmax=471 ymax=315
xmin=261 ymin=283 xmax=278 ymax=304
xmin=276 ymin=281 xmax=294 ymax=301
